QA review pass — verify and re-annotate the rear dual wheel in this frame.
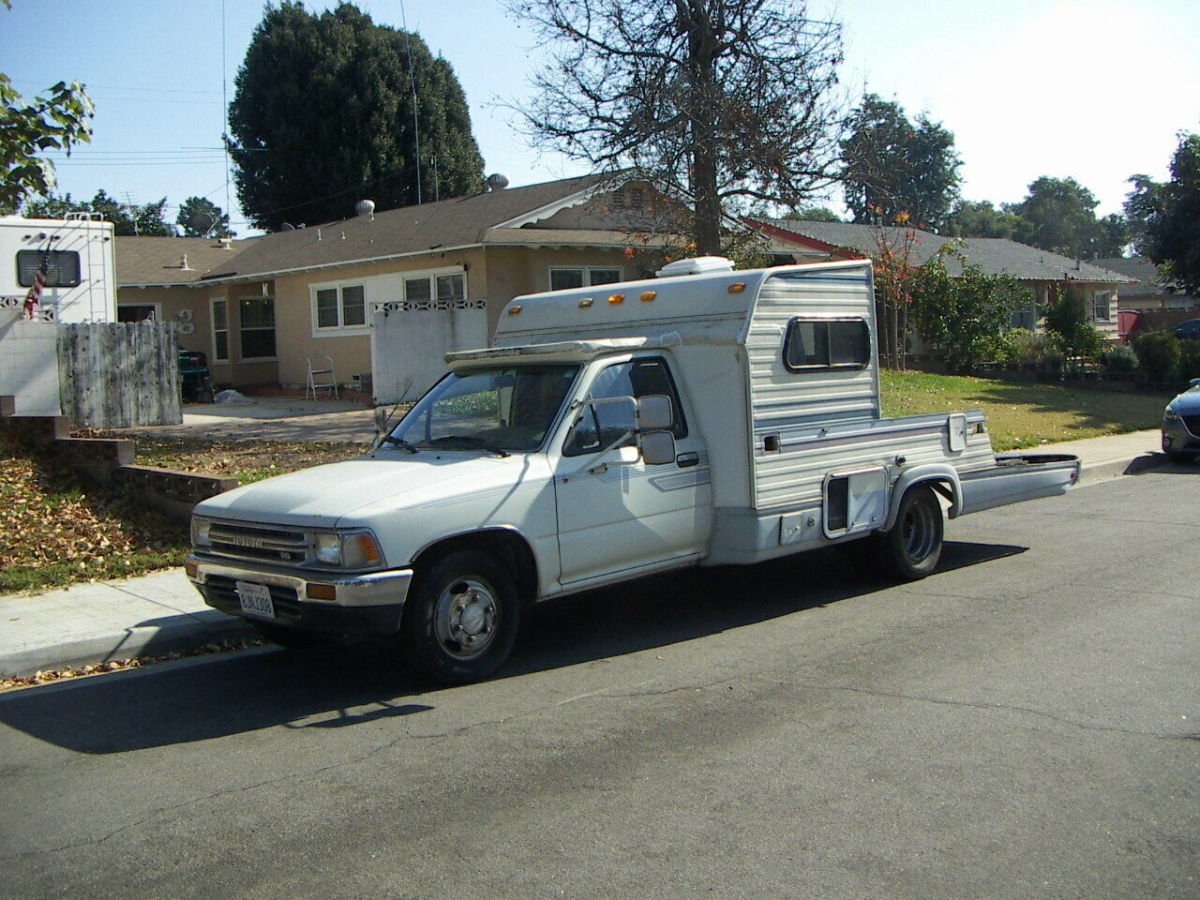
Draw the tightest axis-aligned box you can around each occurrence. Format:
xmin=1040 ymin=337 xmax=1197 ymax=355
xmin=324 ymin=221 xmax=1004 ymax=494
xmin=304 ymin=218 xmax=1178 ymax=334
xmin=881 ymin=484 xmax=944 ymax=580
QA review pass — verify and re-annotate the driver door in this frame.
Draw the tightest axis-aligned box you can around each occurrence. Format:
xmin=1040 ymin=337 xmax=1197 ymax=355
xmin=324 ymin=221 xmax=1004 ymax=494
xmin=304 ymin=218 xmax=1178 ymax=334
xmin=553 ymin=356 xmax=712 ymax=586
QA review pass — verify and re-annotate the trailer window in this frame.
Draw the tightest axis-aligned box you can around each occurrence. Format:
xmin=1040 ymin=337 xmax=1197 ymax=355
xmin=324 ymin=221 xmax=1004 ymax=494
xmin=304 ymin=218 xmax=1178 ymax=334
xmin=17 ymin=250 xmax=81 ymax=288
xmin=783 ymin=318 xmax=870 ymax=372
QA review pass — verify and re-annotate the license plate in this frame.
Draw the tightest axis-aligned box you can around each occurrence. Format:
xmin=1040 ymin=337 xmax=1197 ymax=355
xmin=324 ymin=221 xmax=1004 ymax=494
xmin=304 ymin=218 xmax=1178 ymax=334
xmin=236 ymin=581 xmax=275 ymax=619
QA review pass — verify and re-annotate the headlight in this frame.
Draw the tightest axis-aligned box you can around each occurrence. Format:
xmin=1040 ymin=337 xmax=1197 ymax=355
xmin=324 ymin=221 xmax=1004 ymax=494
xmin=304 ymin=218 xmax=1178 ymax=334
xmin=191 ymin=516 xmax=213 ymax=547
xmin=1164 ymin=408 xmax=1181 ymax=422
xmin=313 ymin=530 xmax=383 ymax=568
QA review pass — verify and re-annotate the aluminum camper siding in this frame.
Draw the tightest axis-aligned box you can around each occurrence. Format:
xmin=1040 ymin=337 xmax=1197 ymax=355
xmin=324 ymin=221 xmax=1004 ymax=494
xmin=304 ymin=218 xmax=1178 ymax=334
xmin=0 ymin=216 xmax=116 ymax=323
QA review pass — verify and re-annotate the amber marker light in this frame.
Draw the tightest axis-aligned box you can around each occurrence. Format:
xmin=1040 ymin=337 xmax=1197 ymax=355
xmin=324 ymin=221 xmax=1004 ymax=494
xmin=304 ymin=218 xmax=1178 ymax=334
xmin=607 ymin=293 xmax=625 ymax=304
xmin=306 ymin=582 xmax=337 ymax=601
xmin=640 ymin=291 xmax=657 ymax=302
xmin=728 ymin=282 xmax=746 ymax=293
xmin=507 ymin=304 xmax=523 ymax=315
xmin=184 ymin=560 xmax=198 ymax=578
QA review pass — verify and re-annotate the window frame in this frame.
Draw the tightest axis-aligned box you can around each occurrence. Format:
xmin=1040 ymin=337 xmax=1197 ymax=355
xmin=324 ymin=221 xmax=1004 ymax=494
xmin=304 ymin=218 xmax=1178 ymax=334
xmin=210 ymin=298 xmax=229 ymax=363
xmin=311 ymin=282 xmax=369 ymax=336
xmin=237 ymin=295 xmax=276 ymax=362
xmin=1091 ymin=291 xmax=1112 ymax=323
xmin=16 ymin=250 xmax=82 ymax=288
xmin=548 ymin=266 xmax=623 ymax=291
xmin=782 ymin=316 xmax=872 ymax=373
xmin=562 ymin=355 xmax=689 ymax=458
xmin=116 ymin=303 xmax=160 ymax=323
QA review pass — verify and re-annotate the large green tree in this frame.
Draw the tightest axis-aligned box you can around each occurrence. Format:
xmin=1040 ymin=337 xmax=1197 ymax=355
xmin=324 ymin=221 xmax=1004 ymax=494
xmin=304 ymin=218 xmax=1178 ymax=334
xmin=1125 ymin=132 xmax=1200 ymax=294
xmin=840 ymin=94 xmax=960 ymax=232
xmin=23 ymin=190 xmax=173 ymax=236
xmin=508 ymin=0 xmax=845 ymax=256
xmin=1004 ymin=176 xmax=1104 ymax=258
xmin=177 ymin=196 xmax=234 ymax=237
xmin=228 ymin=2 xmax=485 ymax=230
xmin=944 ymin=199 xmax=1020 ymax=240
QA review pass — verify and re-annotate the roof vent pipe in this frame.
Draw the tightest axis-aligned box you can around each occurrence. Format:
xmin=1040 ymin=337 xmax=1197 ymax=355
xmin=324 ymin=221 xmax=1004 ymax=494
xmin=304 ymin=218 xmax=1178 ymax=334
xmin=487 ymin=173 xmax=509 ymax=191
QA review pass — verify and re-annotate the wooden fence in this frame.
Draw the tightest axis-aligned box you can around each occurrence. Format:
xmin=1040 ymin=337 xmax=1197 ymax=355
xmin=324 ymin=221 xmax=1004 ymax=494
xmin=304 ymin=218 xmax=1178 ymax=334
xmin=58 ymin=322 xmax=182 ymax=427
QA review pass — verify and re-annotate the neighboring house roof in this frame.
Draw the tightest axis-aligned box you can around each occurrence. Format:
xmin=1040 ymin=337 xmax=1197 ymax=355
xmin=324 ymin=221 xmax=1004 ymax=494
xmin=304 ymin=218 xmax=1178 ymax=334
xmin=117 ymin=173 xmax=642 ymax=288
xmin=754 ymin=218 xmax=1137 ymax=284
xmin=1092 ymin=256 xmax=1185 ymax=298
xmin=116 ymin=236 xmax=255 ymax=286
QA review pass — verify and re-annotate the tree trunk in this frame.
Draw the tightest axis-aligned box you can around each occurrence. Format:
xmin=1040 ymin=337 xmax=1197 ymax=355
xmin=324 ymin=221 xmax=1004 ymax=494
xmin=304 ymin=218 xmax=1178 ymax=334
xmin=682 ymin=1 xmax=723 ymax=257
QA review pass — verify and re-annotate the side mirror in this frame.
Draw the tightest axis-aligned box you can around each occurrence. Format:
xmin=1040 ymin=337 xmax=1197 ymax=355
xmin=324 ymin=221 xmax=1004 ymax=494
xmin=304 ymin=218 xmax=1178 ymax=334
xmin=639 ymin=430 xmax=677 ymax=466
xmin=636 ymin=394 xmax=673 ymax=431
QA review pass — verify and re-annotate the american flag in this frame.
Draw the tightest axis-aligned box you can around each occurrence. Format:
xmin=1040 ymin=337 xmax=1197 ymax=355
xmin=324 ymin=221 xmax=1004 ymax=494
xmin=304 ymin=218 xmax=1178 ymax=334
xmin=23 ymin=255 xmax=48 ymax=320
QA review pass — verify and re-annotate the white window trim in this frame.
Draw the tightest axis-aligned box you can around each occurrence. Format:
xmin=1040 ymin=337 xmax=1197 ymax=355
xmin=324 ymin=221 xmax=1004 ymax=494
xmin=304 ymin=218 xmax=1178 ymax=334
xmin=311 ymin=281 xmax=371 ymax=337
xmin=209 ymin=298 xmax=230 ymax=364
xmin=310 ymin=266 xmax=467 ymax=337
xmin=548 ymin=266 xmax=624 ymax=291
xmin=1091 ymin=291 xmax=1112 ymax=323
xmin=236 ymin=295 xmax=277 ymax=362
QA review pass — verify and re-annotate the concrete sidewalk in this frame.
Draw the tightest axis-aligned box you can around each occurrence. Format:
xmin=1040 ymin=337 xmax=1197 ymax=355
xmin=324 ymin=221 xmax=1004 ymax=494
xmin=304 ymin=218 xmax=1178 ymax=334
xmin=0 ymin=429 xmax=1175 ymax=679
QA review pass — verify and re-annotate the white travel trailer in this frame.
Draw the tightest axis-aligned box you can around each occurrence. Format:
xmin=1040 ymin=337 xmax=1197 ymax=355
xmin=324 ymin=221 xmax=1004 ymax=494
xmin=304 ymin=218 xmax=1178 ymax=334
xmin=188 ymin=257 xmax=1080 ymax=683
xmin=0 ymin=214 xmax=116 ymax=323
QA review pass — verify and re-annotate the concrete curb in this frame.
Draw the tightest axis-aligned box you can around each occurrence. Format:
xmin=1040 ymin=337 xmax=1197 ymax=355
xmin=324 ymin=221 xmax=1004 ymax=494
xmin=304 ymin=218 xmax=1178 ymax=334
xmin=1 ymin=613 xmax=256 ymax=678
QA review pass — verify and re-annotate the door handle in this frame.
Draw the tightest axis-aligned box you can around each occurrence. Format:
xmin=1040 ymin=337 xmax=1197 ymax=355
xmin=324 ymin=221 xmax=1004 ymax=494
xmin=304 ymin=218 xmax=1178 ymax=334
xmin=676 ymin=451 xmax=700 ymax=468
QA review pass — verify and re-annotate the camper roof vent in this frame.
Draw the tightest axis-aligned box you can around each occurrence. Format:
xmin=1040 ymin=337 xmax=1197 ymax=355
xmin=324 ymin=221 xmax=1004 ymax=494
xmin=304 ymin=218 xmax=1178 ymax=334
xmin=656 ymin=256 xmax=735 ymax=278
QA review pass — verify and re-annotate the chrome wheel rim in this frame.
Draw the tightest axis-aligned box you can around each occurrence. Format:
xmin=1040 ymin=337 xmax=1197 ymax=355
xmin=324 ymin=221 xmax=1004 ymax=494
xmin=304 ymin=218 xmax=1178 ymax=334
xmin=433 ymin=577 xmax=499 ymax=660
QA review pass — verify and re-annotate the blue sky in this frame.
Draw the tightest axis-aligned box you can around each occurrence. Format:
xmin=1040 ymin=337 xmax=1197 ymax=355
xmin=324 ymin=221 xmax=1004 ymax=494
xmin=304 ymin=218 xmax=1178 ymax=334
xmin=3 ymin=0 xmax=1198 ymax=234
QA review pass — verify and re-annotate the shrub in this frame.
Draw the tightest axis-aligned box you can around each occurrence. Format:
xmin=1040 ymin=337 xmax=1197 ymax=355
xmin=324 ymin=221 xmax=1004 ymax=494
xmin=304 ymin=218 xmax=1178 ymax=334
xmin=1010 ymin=330 xmax=1062 ymax=371
xmin=1133 ymin=331 xmax=1181 ymax=381
xmin=1179 ymin=339 xmax=1200 ymax=381
xmin=1100 ymin=345 xmax=1138 ymax=373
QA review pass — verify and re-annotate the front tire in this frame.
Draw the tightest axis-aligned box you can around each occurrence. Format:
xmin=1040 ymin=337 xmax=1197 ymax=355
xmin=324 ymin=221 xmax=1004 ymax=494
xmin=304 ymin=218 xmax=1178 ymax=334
xmin=400 ymin=550 xmax=520 ymax=684
xmin=882 ymin=484 xmax=944 ymax=580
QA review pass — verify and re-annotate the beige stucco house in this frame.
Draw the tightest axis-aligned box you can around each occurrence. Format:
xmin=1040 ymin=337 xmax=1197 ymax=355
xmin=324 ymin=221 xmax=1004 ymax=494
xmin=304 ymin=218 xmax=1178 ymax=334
xmin=116 ymin=173 xmax=756 ymax=396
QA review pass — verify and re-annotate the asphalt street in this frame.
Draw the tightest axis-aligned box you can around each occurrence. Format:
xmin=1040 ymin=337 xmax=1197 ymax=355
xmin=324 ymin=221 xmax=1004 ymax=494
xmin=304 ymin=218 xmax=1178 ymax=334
xmin=1 ymin=470 xmax=1197 ymax=899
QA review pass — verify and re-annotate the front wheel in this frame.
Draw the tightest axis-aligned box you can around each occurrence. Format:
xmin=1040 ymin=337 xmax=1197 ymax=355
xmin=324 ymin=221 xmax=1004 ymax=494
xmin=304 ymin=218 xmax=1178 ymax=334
xmin=400 ymin=550 xmax=520 ymax=684
xmin=881 ymin=484 xmax=944 ymax=580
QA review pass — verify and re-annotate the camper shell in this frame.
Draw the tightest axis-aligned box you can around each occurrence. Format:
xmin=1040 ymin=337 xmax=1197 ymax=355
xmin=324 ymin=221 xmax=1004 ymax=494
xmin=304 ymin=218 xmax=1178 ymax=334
xmin=188 ymin=257 xmax=1079 ymax=683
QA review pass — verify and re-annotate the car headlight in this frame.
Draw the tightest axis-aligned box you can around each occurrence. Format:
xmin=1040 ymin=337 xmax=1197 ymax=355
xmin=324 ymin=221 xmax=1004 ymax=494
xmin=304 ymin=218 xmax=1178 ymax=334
xmin=1164 ymin=408 xmax=1181 ymax=422
xmin=313 ymin=530 xmax=383 ymax=568
xmin=191 ymin=516 xmax=213 ymax=547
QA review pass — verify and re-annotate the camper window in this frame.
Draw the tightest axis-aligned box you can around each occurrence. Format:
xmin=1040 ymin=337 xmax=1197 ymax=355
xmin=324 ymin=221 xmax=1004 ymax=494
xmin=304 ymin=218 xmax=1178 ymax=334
xmin=17 ymin=250 xmax=81 ymax=288
xmin=783 ymin=317 xmax=870 ymax=372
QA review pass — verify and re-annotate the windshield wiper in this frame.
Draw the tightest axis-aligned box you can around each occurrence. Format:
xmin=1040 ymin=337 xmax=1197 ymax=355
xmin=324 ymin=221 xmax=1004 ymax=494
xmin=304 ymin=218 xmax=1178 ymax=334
xmin=423 ymin=435 xmax=510 ymax=458
xmin=381 ymin=435 xmax=420 ymax=454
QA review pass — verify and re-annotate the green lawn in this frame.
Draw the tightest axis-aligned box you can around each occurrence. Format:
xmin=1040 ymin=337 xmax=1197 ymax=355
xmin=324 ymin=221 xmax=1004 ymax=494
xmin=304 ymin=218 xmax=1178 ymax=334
xmin=880 ymin=370 xmax=1166 ymax=451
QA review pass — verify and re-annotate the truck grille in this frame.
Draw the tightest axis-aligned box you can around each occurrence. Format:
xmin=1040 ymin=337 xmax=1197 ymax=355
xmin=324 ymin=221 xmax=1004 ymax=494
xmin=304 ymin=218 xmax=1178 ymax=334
xmin=207 ymin=521 xmax=311 ymax=565
xmin=203 ymin=575 xmax=303 ymax=621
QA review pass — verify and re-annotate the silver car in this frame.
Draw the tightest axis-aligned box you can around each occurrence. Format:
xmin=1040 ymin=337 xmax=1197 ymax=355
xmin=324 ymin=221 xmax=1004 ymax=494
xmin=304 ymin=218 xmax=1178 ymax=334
xmin=1162 ymin=378 xmax=1200 ymax=462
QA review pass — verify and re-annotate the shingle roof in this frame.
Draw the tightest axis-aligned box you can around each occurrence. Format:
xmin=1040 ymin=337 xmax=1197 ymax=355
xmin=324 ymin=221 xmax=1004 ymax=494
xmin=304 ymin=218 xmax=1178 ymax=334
xmin=115 ymin=236 xmax=255 ymax=285
xmin=1092 ymin=256 xmax=1185 ymax=297
xmin=757 ymin=218 xmax=1136 ymax=284
xmin=116 ymin=173 xmax=622 ymax=287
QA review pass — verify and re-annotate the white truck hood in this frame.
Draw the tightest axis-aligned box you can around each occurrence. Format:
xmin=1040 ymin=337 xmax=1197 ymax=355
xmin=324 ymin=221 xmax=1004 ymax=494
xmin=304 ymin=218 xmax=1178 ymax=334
xmin=194 ymin=452 xmax=542 ymax=528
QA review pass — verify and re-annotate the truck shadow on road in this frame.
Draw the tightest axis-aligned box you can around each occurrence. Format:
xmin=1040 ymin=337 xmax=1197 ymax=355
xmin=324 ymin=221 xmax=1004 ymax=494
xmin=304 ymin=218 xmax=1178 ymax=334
xmin=0 ymin=540 xmax=1024 ymax=754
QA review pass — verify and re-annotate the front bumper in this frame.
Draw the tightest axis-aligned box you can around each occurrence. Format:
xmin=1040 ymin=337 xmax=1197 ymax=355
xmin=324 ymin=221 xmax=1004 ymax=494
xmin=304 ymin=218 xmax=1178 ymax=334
xmin=1162 ymin=416 xmax=1200 ymax=455
xmin=186 ymin=556 xmax=413 ymax=636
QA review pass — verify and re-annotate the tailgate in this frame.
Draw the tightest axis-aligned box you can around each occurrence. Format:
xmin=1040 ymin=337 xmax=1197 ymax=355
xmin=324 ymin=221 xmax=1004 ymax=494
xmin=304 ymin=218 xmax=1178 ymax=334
xmin=957 ymin=454 xmax=1081 ymax=516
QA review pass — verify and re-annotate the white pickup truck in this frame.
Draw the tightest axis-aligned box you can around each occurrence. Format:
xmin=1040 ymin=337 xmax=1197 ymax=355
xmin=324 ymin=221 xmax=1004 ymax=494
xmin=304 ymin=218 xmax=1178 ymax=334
xmin=187 ymin=256 xmax=1080 ymax=683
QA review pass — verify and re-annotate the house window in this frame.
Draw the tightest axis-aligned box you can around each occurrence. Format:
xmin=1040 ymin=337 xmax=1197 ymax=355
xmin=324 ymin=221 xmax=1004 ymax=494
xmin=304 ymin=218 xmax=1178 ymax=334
xmin=315 ymin=284 xmax=366 ymax=330
xmin=783 ymin=317 xmax=871 ymax=372
xmin=1010 ymin=306 xmax=1037 ymax=330
xmin=238 ymin=296 xmax=275 ymax=359
xmin=117 ymin=304 xmax=158 ymax=322
xmin=549 ymin=267 xmax=623 ymax=291
xmin=17 ymin=250 xmax=81 ymax=287
xmin=403 ymin=270 xmax=466 ymax=305
xmin=211 ymin=299 xmax=229 ymax=362
xmin=1092 ymin=291 xmax=1112 ymax=323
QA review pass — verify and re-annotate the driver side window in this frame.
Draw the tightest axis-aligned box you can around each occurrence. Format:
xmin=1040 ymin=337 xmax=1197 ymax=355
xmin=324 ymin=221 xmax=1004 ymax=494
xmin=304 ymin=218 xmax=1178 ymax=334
xmin=563 ymin=357 xmax=687 ymax=457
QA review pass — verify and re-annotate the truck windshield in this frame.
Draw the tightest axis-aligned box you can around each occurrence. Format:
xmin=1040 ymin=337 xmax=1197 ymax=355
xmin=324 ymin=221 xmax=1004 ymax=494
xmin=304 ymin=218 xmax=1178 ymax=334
xmin=389 ymin=365 xmax=580 ymax=453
